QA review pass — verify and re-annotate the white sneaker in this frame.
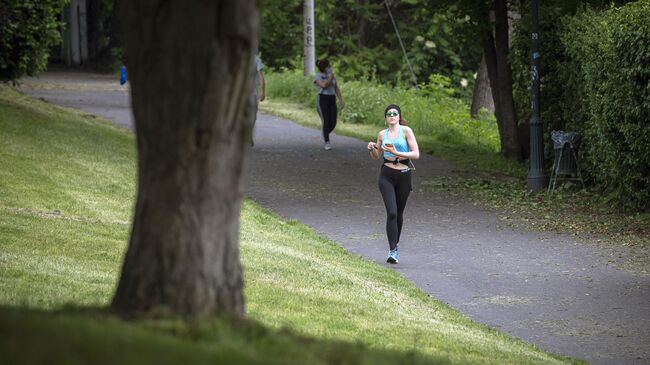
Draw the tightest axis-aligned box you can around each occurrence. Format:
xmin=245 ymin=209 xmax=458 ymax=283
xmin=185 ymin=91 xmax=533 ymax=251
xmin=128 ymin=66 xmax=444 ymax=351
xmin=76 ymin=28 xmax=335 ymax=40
xmin=324 ymin=142 xmax=332 ymax=151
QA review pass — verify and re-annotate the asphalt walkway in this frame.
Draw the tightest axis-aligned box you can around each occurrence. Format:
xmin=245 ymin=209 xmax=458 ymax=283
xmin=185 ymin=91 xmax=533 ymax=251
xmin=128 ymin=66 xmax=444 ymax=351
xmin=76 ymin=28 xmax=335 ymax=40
xmin=20 ymin=72 xmax=650 ymax=365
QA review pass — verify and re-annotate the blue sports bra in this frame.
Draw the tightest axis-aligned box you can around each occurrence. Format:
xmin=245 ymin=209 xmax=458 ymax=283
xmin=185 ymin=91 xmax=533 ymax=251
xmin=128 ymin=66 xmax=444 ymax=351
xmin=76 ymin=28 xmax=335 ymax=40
xmin=382 ymin=126 xmax=410 ymax=158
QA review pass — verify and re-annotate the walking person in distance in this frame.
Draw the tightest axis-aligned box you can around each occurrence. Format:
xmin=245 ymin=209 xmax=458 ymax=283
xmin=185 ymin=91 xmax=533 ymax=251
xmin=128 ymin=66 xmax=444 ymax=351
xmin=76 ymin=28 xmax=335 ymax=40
xmin=367 ymin=104 xmax=419 ymax=264
xmin=250 ymin=55 xmax=265 ymax=146
xmin=313 ymin=59 xmax=345 ymax=150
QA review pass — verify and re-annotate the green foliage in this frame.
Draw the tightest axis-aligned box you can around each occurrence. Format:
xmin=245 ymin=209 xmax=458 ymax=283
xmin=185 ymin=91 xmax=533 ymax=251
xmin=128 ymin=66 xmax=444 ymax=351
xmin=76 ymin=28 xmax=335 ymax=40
xmin=330 ymin=45 xmax=399 ymax=83
xmin=259 ymin=0 xmax=481 ymax=94
xmin=264 ymin=68 xmax=315 ymax=108
xmin=511 ymin=0 xmax=650 ymax=211
xmin=562 ymin=1 xmax=650 ymax=211
xmin=87 ymin=0 xmax=123 ymax=71
xmin=266 ymin=69 xmax=500 ymax=154
xmin=510 ymin=0 xmax=610 ymax=151
xmin=0 ymin=0 xmax=66 ymax=81
xmin=403 ymin=5 xmax=480 ymax=98
xmin=259 ymin=0 xmax=303 ymax=70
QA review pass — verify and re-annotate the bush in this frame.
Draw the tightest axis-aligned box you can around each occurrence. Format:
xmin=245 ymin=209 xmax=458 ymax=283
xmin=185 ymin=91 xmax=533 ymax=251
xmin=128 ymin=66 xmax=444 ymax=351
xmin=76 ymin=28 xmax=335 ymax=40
xmin=265 ymin=68 xmax=315 ymax=107
xmin=561 ymin=2 xmax=650 ymax=211
xmin=0 ymin=0 xmax=66 ymax=81
xmin=265 ymin=69 xmax=500 ymax=153
xmin=511 ymin=1 xmax=650 ymax=211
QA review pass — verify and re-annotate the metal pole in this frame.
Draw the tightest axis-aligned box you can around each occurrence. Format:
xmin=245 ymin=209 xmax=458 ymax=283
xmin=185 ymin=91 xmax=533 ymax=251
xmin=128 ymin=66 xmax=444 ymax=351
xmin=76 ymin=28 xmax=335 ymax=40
xmin=303 ymin=0 xmax=315 ymax=76
xmin=526 ymin=0 xmax=548 ymax=191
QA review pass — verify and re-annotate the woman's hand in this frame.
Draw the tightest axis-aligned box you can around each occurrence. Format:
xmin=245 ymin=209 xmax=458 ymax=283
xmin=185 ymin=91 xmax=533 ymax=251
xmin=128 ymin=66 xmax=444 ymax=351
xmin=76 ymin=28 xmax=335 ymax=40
xmin=382 ymin=144 xmax=397 ymax=155
xmin=339 ymin=99 xmax=345 ymax=109
xmin=367 ymin=141 xmax=380 ymax=160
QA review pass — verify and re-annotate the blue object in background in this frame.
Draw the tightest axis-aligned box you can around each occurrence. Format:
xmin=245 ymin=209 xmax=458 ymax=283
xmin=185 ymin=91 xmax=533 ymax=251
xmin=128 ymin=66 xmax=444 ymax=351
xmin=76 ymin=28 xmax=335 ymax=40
xmin=119 ymin=65 xmax=127 ymax=85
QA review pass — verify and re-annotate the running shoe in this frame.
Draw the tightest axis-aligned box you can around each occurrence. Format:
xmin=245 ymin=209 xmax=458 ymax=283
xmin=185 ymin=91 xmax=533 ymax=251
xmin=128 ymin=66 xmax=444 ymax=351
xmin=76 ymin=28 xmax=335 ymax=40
xmin=386 ymin=249 xmax=398 ymax=264
xmin=324 ymin=141 xmax=332 ymax=151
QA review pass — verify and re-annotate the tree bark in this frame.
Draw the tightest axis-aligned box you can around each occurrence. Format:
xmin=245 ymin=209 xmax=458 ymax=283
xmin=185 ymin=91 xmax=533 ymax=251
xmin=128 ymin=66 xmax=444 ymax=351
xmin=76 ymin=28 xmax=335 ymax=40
xmin=482 ymin=27 xmax=506 ymax=151
xmin=481 ymin=1 xmax=522 ymax=160
xmin=493 ymin=0 xmax=522 ymax=159
xmin=470 ymin=54 xmax=495 ymax=118
xmin=111 ymin=0 xmax=258 ymax=318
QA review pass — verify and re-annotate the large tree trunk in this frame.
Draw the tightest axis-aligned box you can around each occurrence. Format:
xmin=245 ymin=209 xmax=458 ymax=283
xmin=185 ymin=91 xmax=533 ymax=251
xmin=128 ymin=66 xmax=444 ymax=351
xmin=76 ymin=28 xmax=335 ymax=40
xmin=482 ymin=28 xmax=506 ymax=151
xmin=493 ymin=0 xmax=522 ymax=159
xmin=111 ymin=0 xmax=258 ymax=318
xmin=482 ymin=1 xmax=523 ymax=160
xmin=470 ymin=54 xmax=495 ymax=118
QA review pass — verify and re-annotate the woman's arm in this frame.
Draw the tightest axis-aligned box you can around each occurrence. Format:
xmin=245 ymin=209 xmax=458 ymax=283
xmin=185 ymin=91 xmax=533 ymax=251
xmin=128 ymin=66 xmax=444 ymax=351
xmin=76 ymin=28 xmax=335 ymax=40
xmin=367 ymin=131 xmax=383 ymax=160
xmin=335 ymin=83 xmax=345 ymax=109
xmin=258 ymin=70 xmax=266 ymax=101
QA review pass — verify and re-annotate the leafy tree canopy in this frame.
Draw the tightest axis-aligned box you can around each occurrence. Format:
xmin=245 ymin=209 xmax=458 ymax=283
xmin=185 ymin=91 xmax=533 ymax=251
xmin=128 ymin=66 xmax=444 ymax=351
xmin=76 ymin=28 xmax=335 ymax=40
xmin=0 ymin=0 xmax=66 ymax=82
xmin=260 ymin=0 xmax=482 ymax=92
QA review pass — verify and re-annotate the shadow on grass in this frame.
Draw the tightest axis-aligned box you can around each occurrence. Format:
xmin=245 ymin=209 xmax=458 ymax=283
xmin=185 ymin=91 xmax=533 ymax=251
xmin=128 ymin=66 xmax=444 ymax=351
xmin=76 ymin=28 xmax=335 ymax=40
xmin=0 ymin=305 xmax=451 ymax=365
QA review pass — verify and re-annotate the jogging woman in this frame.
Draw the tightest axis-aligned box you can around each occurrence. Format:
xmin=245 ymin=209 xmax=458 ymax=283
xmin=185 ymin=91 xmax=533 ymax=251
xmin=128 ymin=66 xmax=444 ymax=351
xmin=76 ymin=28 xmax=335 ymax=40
xmin=314 ymin=59 xmax=345 ymax=150
xmin=367 ymin=104 xmax=419 ymax=264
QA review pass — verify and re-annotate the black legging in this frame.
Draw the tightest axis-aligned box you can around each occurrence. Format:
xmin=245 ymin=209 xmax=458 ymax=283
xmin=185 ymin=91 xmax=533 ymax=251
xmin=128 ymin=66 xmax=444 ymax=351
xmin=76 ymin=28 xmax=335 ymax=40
xmin=378 ymin=165 xmax=412 ymax=250
xmin=317 ymin=94 xmax=337 ymax=142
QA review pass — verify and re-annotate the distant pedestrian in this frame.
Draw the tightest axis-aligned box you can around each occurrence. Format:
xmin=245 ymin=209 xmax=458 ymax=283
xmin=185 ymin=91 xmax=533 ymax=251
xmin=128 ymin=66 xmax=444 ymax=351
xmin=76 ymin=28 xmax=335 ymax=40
xmin=367 ymin=104 xmax=419 ymax=264
xmin=251 ymin=55 xmax=265 ymax=146
xmin=119 ymin=65 xmax=127 ymax=85
xmin=119 ymin=55 xmax=128 ymax=85
xmin=313 ymin=59 xmax=345 ymax=151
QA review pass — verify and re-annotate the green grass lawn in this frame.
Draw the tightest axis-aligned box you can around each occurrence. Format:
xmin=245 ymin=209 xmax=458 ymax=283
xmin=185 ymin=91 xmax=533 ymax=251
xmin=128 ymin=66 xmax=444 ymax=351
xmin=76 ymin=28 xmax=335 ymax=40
xmin=0 ymin=84 xmax=581 ymax=364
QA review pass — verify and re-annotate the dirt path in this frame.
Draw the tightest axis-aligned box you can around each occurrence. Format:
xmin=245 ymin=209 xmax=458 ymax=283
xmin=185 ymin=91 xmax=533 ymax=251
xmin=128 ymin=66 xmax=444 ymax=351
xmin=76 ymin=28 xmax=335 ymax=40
xmin=20 ymin=71 xmax=650 ymax=365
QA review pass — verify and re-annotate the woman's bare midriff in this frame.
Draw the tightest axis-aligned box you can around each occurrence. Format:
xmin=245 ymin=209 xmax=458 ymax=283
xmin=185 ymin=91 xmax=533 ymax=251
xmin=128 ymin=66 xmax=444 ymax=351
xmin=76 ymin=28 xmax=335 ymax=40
xmin=383 ymin=160 xmax=409 ymax=170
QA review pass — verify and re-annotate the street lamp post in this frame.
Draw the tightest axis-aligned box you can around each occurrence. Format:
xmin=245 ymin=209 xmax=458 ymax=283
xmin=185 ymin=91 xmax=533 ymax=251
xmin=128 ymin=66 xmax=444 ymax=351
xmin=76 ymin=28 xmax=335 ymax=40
xmin=527 ymin=0 xmax=549 ymax=191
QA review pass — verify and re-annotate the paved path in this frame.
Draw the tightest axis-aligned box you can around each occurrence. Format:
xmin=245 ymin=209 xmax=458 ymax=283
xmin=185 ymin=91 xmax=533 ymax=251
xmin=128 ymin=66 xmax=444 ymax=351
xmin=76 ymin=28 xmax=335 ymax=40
xmin=20 ymin=72 xmax=650 ymax=365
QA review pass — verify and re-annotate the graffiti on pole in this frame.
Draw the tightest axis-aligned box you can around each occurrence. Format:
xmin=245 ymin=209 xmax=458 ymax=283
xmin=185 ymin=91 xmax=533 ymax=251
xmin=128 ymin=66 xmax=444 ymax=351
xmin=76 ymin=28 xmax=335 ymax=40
xmin=304 ymin=17 xmax=313 ymax=47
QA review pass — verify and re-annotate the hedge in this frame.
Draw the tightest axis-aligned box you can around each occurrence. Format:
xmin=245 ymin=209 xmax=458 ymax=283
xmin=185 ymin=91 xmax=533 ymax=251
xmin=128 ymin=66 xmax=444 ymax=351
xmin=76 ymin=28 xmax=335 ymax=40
xmin=560 ymin=1 xmax=650 ymax=211
xmin=512 ymin=1 xmax=649 ymax=211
